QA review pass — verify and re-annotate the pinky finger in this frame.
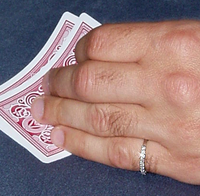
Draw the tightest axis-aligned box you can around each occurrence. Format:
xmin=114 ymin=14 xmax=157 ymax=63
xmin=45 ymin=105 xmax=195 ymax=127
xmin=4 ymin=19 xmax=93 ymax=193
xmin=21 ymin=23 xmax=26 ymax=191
xmin=51 ymin=125 xmax=199 ymax=184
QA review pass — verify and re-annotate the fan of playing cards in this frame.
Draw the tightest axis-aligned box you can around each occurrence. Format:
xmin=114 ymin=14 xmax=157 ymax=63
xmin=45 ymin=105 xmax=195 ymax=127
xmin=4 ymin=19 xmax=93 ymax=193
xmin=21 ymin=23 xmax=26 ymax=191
xmin=0 ymin=12 xmax=100 ymax=163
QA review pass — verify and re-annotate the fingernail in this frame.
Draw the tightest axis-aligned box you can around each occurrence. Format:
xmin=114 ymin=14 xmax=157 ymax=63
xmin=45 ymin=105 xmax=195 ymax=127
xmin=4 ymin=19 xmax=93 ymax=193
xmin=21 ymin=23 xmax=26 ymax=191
xmin=51 ymin=128 xmax=65 ymax=147
xmin=42 ymin=72 xmax=50 ymax=95
xmin=31 ymin=97 xmax=44 ymax=120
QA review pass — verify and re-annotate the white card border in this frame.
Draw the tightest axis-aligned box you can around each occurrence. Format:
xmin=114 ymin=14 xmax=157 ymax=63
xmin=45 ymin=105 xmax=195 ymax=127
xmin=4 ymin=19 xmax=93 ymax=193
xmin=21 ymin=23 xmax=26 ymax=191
xmin=0 ymin=12 xmax=78 ymax=95
xmin=0 ymin=14 xmax=101 ymax=163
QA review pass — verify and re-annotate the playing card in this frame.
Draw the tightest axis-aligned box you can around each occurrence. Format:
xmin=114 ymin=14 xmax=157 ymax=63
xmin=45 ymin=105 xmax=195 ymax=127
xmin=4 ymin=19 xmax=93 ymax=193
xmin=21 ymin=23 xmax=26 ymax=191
xmin=0 ymin=13 xmax=101 ymax=163
xmin=0 ymin=12 xmax=78 ymax=96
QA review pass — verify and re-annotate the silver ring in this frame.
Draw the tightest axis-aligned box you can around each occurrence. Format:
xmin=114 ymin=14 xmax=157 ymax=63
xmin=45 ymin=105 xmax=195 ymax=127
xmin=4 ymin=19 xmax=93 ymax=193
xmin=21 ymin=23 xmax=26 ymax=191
xmin=139 ymin=139 xmax=148 ymax=175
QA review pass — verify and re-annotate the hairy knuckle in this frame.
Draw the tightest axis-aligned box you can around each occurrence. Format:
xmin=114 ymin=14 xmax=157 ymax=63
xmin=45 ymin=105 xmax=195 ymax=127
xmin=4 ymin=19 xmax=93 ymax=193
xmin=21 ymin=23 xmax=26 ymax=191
xmin=108 ymin=108 xmax=134 ymax=136
xmin=112 ymin=111 xmax=134 ymax=136
xmin=108 ymin=111 xmax=125 ymax=136
xmin=95 ymin=67 xmax=125 ymax=87
xmin=107 ymin=138 xmax=133 ymax=169
xmin=90 ymin=104 xmax=132 ymax=136
xmin=95 ymin=69 xmax=112 ymax=85
xmin=90 ymin=104 xmax=110 ymax=135
xmin=163 ymin=72 xmax=200 ymax=107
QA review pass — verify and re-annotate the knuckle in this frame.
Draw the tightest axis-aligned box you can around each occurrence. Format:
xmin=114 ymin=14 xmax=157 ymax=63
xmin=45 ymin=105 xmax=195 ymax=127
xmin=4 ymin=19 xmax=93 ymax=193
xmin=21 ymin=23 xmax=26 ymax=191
xmin=72 ymin=63 xmax=93 ymax=100
xmin=90 ymin=104 xmax=133 ymax=136
xmin=163 ymin=72 xmax=200 ymax=107
xmin=160 ymin=22 xmax=200 ymax=58
xmin=86 ymin=26 xmax=106 ymax=59
xmin=91 ymin=66 xmax=126 ymax=94
xmin=175 ymin=120 xmax=200 ymax=151
xmin=107 ymin=138 xmax=135 ymax=169
xmin=56 ymin=99 xmax=65 ymax=125
xmin=90 ymin=104 xmax=110 ymax=135
xmin=166 ymin=118 xmax=200 ymax=157
xmin=95 ymin=68 xmax=120 ymax=86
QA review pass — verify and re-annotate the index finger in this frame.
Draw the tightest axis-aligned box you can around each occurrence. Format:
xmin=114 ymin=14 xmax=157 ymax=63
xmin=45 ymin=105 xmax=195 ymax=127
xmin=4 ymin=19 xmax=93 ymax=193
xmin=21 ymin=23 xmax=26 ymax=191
xmin=75 ymin=23 xmax=155 ymax=63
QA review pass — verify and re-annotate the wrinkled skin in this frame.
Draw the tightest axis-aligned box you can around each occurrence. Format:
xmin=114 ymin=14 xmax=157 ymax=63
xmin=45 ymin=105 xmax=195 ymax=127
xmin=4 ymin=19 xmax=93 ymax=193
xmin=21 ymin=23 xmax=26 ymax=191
xmin=31 ymin=20 xmax=200 ymax=184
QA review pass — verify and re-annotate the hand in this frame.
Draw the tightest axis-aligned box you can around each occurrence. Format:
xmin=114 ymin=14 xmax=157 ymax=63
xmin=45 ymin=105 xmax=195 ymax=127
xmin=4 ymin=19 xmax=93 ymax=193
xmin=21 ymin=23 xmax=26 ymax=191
xmin=31 ymin=20 xmax=200 ymax=184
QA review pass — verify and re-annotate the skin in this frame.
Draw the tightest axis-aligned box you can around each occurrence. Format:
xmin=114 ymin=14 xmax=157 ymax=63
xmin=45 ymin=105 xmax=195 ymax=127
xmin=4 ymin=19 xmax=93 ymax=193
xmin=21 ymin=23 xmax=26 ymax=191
xmin=31 ymin=20 xmax=200 ymax=184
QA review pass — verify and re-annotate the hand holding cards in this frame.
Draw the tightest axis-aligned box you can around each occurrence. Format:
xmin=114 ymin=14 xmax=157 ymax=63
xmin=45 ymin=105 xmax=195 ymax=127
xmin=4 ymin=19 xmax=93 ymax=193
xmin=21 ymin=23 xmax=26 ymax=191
xmin=0 ymin=12 xmax=100 ymax=163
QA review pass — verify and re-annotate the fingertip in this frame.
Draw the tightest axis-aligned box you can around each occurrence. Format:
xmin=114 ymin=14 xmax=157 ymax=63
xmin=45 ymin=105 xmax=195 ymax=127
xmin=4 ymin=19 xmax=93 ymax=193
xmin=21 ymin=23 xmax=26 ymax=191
xmin=51 ymin=127 xmax=65 ymax=148
xmin=31 ymin=97 xmax=44 ymax=121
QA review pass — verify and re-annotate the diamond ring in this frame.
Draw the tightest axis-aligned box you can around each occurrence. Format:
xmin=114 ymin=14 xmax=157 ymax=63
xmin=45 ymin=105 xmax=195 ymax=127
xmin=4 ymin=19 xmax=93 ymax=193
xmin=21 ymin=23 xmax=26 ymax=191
xmin=139 ymin=139 xmax=148 ymax=175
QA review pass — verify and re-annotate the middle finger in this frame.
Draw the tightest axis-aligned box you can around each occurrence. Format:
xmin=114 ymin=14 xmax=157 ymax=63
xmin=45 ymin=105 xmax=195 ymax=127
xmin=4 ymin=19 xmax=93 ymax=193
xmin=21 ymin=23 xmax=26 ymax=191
xmin=42 ymin=61 xmax=157 ymax=107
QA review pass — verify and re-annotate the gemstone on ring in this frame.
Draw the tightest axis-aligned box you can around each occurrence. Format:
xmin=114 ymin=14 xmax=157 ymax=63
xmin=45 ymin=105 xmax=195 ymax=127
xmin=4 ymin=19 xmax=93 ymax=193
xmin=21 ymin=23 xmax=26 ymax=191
xmin=139 ymin=140 xmax=147 ymax=175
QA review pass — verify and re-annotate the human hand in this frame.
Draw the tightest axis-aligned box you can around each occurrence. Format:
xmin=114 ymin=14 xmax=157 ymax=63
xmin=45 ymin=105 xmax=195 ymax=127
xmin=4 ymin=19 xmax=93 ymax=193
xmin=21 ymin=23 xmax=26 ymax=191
xmin=31 ymin=20 xmax=200 ymax=184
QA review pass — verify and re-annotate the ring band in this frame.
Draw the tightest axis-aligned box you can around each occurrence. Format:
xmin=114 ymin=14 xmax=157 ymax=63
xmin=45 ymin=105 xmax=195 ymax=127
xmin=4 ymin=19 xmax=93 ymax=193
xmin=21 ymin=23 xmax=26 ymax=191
xmin=139 ymin=139 xmax=148 ymax=175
